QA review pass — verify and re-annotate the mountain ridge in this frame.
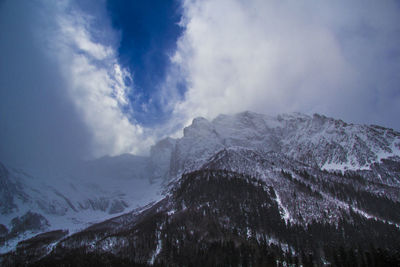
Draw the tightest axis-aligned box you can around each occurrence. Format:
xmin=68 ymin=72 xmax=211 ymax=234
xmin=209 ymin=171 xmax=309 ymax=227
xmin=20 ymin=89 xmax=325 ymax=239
xmin=1 ymin=111 xmax=400 ymax=266
xmin=170 ymin=111 xmax=400 ymax=181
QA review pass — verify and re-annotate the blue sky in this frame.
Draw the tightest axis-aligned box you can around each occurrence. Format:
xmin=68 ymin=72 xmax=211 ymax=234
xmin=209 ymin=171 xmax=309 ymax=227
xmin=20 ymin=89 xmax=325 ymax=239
xmin=106 ymin=0 xmax=184 ymax=125
xmin=0 ymin=0 xmax=400 ymax=171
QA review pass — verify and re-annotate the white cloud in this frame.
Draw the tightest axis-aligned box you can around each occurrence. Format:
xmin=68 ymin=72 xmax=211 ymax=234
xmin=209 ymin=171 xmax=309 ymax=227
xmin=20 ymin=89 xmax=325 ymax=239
xmin=57 ymin=14 xmax=113 ymax=61
xmin=43 ymin=1 xmax=154 ymax=156
xmin=169 ymin=0 xmax=400 ymax=130
xmin=3 ymin=0 xmax=398 ymax=168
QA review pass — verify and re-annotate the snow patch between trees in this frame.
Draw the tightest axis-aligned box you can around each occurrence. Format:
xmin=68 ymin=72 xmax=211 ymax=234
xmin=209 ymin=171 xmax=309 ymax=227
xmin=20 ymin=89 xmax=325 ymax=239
xmin=275 ymin=193 xmax=291 ymax=224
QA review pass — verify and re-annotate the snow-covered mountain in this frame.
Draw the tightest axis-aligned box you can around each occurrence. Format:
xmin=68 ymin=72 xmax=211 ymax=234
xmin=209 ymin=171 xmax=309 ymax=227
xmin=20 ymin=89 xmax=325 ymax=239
xmin=171 ymin=111 xmax=400 ymax=178
xmin=1 ymin=111 xmax=400 ymax=266
xmin=0 ymin=155 xmax=163 ymax=253
xmin=161 ymin=111 xmax=400 ymax=224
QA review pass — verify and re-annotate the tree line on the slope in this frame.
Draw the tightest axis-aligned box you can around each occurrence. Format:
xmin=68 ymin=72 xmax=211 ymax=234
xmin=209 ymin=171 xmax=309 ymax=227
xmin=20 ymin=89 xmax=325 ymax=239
xmin=3 ymin=169 xmax=400 ymax=267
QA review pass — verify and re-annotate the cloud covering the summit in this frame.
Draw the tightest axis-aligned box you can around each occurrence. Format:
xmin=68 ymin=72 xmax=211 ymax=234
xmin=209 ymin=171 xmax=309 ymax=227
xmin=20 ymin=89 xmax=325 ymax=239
xmin=1 ymin=0 xmax=400 ymax=171
xmin=171 ymin=0 xmax=400 ymax=129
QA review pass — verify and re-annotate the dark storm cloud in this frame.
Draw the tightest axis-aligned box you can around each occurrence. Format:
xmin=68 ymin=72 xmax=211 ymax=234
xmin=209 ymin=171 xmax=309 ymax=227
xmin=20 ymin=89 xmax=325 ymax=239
xmin=0 ymin=0 xmax=154 ymax=174
xmin=0 ymin=0 xmax=92 ymax=172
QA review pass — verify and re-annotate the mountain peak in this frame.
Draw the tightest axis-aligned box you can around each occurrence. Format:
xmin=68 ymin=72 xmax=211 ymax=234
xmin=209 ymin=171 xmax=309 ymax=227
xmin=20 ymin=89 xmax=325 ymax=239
xmin=2 ymin=110 xmax=400 ymax=265
xmin=192 ymin=116 xmax=209 ymax=124
xmin=172 ymin=111 xmax=400 ymax=176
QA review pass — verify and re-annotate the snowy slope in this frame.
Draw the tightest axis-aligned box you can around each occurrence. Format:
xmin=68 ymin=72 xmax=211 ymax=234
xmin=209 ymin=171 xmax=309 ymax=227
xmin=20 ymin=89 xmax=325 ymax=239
xmin=159 ymin=111 xmax=400 ymax=226
xmin=2 ymin=111 xmax=400 ymax=258
xmin=0 ymin=155 xmax=164 ymax=254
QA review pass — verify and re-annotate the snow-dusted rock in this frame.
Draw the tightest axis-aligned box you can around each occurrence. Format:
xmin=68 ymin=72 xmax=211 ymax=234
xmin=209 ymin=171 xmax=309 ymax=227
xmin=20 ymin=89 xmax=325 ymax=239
xmin=169 ymin=111 xmax=400 ymax=178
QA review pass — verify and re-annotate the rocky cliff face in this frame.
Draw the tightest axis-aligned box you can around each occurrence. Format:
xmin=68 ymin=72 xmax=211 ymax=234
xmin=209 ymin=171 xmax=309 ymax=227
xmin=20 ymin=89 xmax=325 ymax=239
xmin=170 ymin=111 xmax=400 ymax=180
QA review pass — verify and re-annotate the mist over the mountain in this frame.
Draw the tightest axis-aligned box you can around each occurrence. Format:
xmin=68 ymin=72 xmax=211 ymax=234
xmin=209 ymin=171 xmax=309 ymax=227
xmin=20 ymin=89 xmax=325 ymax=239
xmin=1 ymin=111 xmax=400 ymax=266
xmin=1 ymin=1 xmax=400 ymax=265
xmin=0 ymin=1 xmax=93 ymax=174
xmin=0 ymin=0 xmax=153 ymax=175
xmin=1 ymin=0 xmax=400 ymax=176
